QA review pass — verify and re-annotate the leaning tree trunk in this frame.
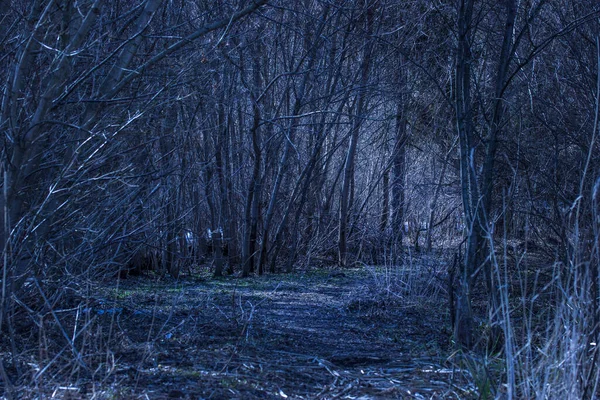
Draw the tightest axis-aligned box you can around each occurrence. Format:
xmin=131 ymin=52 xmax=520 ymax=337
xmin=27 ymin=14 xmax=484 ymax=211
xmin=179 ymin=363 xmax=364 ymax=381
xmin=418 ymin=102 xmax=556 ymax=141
xmin=453 ymin=0 xmax=518 ymax=350
xmin=426 ymin=139 xmax=456 ymax=251
xmin=338 ymin=5 xmax=374 ymax=268
xmin=480 ymin=0 xmax=517 ymax=322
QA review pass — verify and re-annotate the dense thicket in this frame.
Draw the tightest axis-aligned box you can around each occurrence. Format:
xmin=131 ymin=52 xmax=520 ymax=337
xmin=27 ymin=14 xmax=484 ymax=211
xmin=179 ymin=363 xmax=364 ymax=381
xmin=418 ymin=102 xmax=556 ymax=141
xmin=1 ymin=0 xmax=599 ymax=397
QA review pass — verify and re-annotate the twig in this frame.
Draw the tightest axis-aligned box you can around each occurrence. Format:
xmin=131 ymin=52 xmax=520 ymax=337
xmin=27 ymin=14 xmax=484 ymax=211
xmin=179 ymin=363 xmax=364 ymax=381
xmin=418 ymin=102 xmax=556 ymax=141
xmin=0 ymin=359 xmax=14 ymax=400
xmin=33 ymin=279 xmax=89 ymax=372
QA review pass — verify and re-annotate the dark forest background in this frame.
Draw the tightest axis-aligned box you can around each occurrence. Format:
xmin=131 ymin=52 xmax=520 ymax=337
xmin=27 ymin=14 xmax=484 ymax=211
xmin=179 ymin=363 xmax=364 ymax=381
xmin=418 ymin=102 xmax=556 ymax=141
xmin=1 ymin=0 xmax=599 ymax=398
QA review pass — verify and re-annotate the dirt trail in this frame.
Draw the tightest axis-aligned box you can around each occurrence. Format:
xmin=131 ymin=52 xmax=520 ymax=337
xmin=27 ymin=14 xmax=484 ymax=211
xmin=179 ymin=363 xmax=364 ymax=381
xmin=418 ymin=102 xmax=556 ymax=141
xmin=66 ymin=267 xmax=473 ymax=399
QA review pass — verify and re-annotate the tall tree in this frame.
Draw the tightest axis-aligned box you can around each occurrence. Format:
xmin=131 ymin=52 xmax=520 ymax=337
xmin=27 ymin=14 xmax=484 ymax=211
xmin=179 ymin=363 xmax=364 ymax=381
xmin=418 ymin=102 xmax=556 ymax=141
xmin=338 ymin=2 xmax=376 ymax=267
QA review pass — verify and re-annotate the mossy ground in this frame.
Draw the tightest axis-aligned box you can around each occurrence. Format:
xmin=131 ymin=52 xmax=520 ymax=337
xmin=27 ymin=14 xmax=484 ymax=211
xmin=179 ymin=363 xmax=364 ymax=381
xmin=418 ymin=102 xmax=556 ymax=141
xmin=7 ymin=260 xmax=479 ymax=399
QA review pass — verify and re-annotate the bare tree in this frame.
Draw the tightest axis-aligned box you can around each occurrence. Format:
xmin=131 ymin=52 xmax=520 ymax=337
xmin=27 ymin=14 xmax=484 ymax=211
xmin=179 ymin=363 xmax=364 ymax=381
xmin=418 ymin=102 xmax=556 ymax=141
xmin=338 ymin=3 xmax=376 ymax=267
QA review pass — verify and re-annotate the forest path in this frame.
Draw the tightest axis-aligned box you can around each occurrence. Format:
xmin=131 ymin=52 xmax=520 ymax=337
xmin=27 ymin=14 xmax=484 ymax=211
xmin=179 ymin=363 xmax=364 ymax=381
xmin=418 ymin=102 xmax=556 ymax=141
xmin=88 ymin=265 xmax=473 ymax=399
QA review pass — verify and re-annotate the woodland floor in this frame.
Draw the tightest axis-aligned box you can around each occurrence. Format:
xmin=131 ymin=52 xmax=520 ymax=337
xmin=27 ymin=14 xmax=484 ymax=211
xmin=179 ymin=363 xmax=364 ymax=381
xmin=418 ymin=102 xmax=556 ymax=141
xmin=7 ymin=256 xmax=486 ymax=399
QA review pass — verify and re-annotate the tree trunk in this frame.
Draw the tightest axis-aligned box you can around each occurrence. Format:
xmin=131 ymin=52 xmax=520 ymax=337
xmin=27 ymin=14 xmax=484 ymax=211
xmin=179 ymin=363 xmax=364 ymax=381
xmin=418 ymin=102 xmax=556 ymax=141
xmin=338 ymin=5 xmax=374 ymax=267
xmin=212 ymin=230 xmax=224 ymax=278
xmin=454 ymin=0 xmax=517 ymax=349
xmin=258 ymin=133 xmax=292 ymax=275
xmin=380 ymin=169 xmax=390 ymax=234
xmin=215 ymin=102 xmax=233 ymax=272
xmin=454 ymin=0 xmax=476 ymax=349
xmin=426 ymin=140 xmax=456 ymax=251
xmin=481 ymin=0 xmax=517 ymax=315
xmin=391 ymin=100 xmax=407 ymax=261
xmin=242 ymin=84 xmax=262 ymax=277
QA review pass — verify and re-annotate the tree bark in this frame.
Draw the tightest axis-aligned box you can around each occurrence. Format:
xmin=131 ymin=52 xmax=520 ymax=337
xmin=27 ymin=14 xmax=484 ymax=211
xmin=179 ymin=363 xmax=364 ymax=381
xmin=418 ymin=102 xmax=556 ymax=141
xmin=454 ymin=0 xmax=517 ymax=349
xmin=426 ymin=140 xmax=457 ymax=251
xmin=242 ymin=57 xmax=263 ymax=277
xmin=391 ymin=99 xmax=408 ymax=261
xmin=454 ymin=0 xmax=476 ymax=349
xmin=338 ymin=5 xmax=374 ymax=268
